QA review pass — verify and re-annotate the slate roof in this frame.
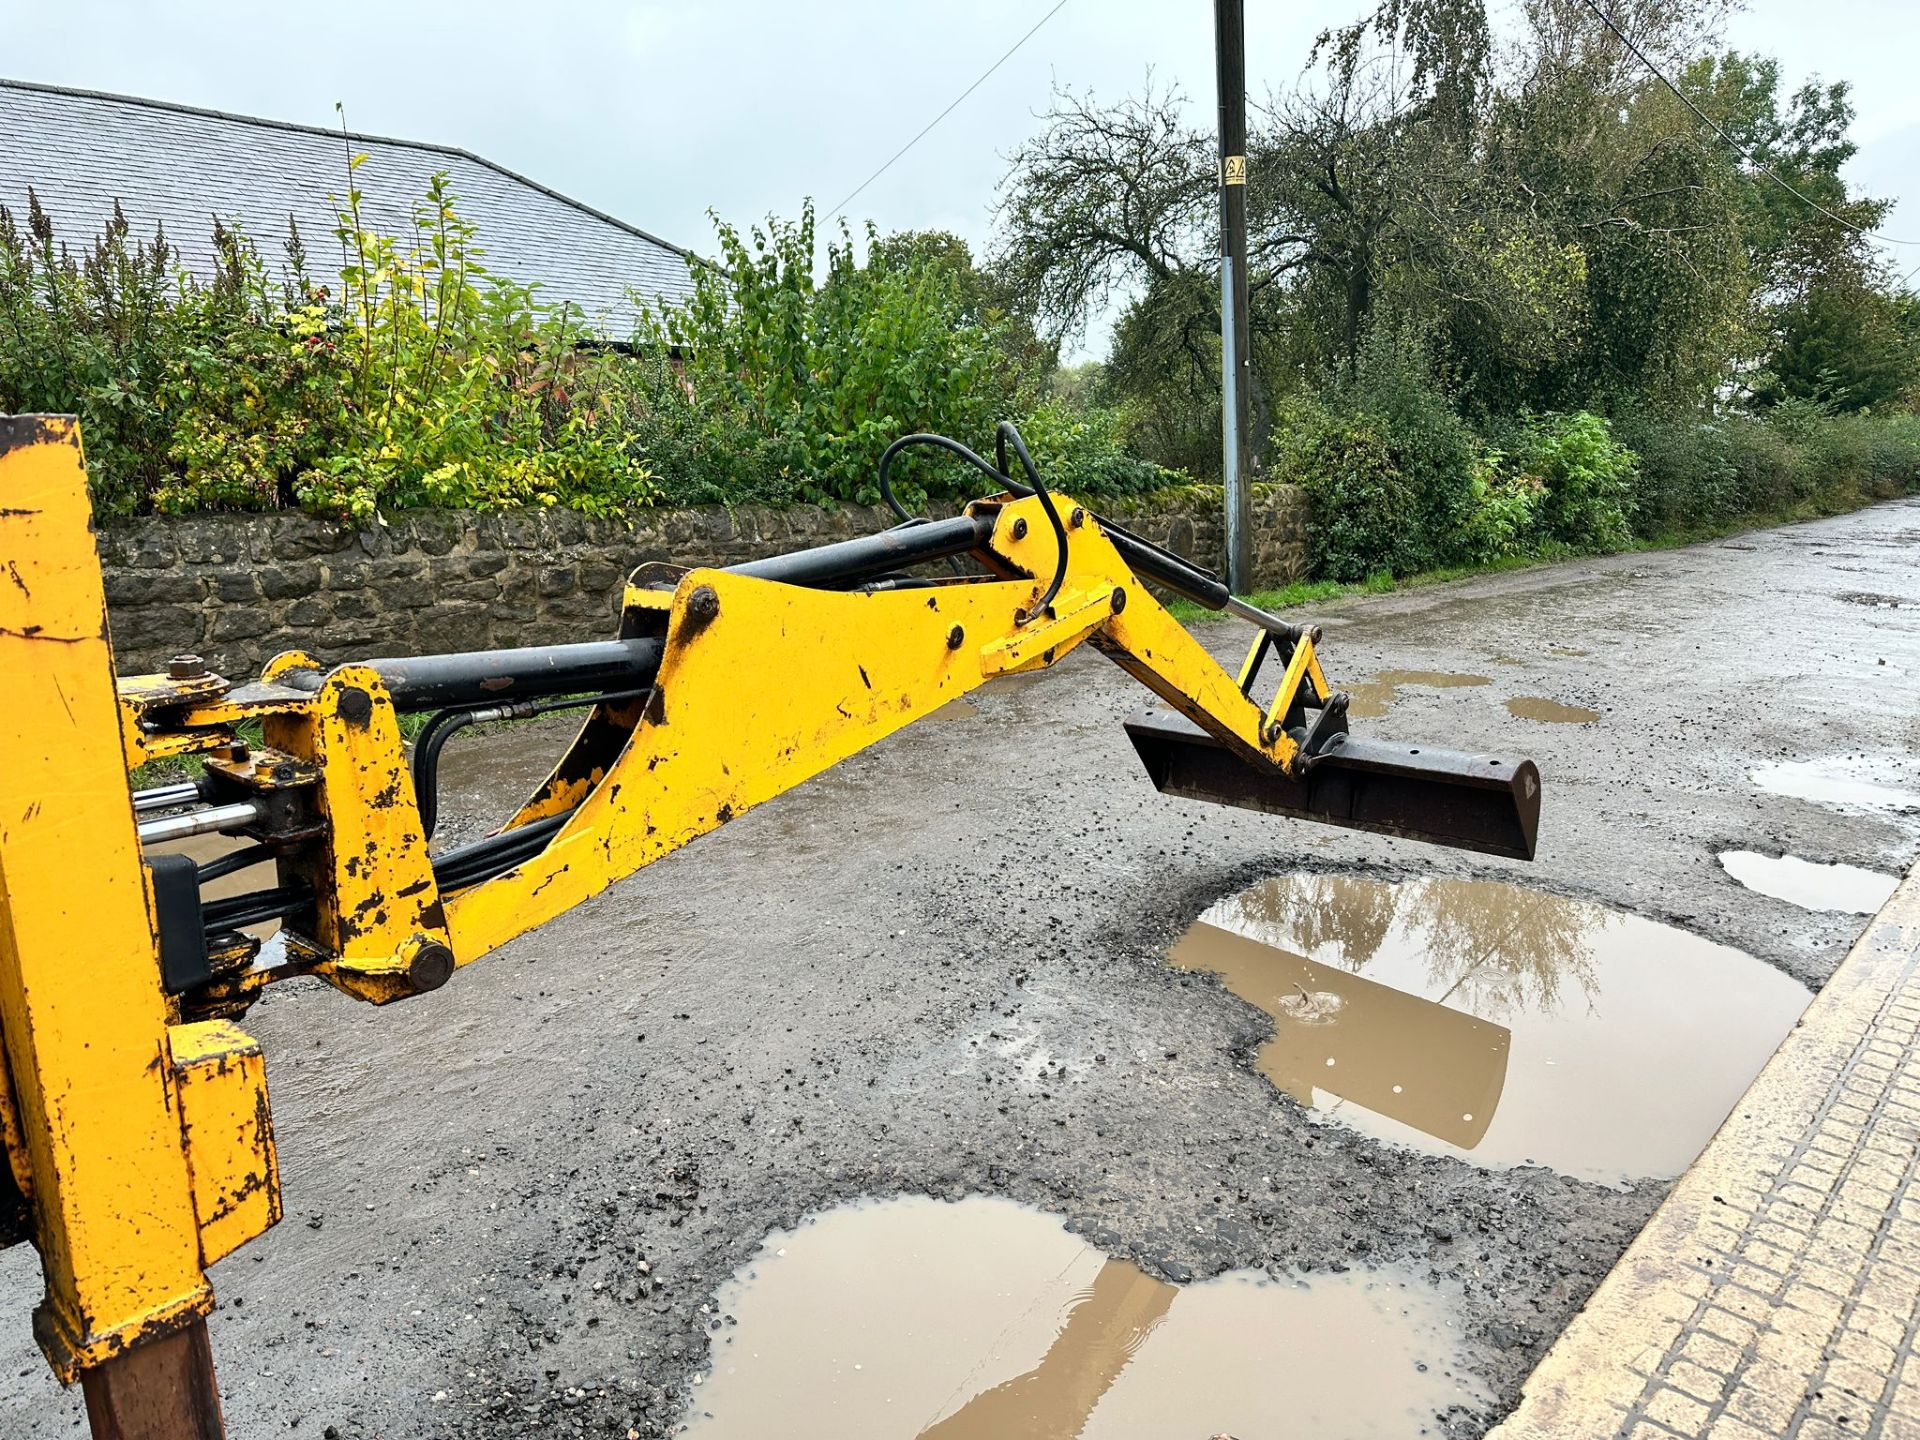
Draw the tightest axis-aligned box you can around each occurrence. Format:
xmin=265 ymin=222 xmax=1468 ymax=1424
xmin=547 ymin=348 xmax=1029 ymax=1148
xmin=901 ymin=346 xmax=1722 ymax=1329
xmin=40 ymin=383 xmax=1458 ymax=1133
xmin=0 ymin=78 xmax=698 ymax=336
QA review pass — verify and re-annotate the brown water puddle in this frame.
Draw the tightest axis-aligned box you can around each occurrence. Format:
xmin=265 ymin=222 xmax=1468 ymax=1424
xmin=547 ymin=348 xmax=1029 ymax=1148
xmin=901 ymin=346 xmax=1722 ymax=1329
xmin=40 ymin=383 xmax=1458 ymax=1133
xmin=1504 ymin=696 xmax=1600 ymax=724
xmin=1718 ymin=851 xmax=1899 ymax=914
xmin=685 ymin=1195 xmax=1484 ymax=1439
xmin=1750 ymin=757 xmax=1920 ymax=813
xmin=1171 ymin=874 xmax=1808 ymax=1186
xmin=1344 ymin=671 xmax=1491 ymax=720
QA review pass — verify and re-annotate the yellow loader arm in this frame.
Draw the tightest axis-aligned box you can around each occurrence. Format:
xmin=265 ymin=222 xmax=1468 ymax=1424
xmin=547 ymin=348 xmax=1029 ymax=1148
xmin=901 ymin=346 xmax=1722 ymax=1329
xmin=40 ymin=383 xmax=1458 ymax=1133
xmin=0 ymin=414 xmax=1538 ymax=1437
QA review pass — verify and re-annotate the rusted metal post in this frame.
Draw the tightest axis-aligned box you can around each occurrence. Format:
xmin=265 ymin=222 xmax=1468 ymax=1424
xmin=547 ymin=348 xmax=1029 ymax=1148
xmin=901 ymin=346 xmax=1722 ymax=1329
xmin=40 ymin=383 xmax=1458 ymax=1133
xmin=79 ymin=1320 xmax=227 ymax=1440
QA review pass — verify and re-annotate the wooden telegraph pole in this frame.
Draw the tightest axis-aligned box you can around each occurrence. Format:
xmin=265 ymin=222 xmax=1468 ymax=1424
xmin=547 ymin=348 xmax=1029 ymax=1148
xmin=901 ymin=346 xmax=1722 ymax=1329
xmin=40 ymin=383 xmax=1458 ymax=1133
xmin=1214 ymin=0 xmax=1255 ymax=593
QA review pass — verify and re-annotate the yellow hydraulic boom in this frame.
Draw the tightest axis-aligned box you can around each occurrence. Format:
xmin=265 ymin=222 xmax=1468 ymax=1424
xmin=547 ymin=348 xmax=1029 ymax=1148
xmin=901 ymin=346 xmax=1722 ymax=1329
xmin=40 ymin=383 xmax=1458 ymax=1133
xmin=0 ymin=414 xmax=1539 ymax=1437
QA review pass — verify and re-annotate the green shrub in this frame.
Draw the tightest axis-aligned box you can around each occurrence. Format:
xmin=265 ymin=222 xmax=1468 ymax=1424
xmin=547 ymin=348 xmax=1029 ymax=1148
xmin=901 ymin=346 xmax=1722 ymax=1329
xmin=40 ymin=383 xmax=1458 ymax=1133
xmin=1281 ymin=403 xmax=1426 ymax=581
xmin=0 ymin=194 xmax=184 ymax=515
xmin=1458 ymin=450 xmax=1545 ymax=562
xmin=1853 ymin=412 xmax=1920 ymax=492
xmin=1610 ymin=412 xmax=1736 ymax=536
xmin=1720 ymin=417 xmax=1804 ymax=516
xmin=1016 ymin=396 xmax=1188 ymax=500
xmin=640 ymin=204 xmax=1013 ymax=509
xmin=1328 ymin=327 xmax=1481 ymax=562
xmin=1508 ymin=411 xmax=1635 ymax=551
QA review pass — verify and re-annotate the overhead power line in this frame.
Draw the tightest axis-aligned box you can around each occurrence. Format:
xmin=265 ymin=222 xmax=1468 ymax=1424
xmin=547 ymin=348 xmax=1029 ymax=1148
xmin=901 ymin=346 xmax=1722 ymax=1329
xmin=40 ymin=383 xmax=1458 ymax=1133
xmin=827 ymin=0 xmax=1070 ymax=220
xmin=1576 ymin=0 xmax=1918 ymax=248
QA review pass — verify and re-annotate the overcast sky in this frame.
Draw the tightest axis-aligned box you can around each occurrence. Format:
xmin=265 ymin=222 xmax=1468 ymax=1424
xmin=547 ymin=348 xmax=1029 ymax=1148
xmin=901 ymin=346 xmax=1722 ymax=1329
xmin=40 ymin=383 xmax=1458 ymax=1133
xmin=8 ymin=0 xmax=1916 ymax=354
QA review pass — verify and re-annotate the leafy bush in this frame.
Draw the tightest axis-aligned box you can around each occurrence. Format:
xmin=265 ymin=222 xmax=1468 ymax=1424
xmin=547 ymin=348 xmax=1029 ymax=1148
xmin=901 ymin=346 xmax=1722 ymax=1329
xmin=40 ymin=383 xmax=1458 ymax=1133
xmin=1327 ymin=327 xmax=1482 ymax=560
xmin=1851 ymin=412 xmax=1920 ymax=491
xmin=1016 ymin=396 xmax=1188 ymax=500
xmin=638 ymin=204 xmax=1017 ymax=509
xmin=1279 ymin=402 xmax=1425 ymax=581
xmin=1457 ymin=450 xmax=1544 ymax=562
xmin=2 ymin=176 xmax=1162 ymax=520
xmin=1609 ymin=411 xmax=1737 ymax=535
xmin=0 ymin=195 xmax=185 ymax=515
xmin=1507 ymin=411 xmax=1635 ymax=551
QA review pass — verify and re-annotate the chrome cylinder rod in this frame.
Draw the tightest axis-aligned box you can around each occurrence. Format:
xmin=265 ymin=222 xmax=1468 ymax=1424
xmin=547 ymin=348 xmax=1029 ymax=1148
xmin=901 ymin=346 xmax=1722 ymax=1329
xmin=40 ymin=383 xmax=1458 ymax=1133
xmin=136 ymin=801 xmax=264 ymax=847
xmin=131 ymin=781 xmax=207 ymax=815
xmin=1224 ymin=594 xmax=1314 ymax=644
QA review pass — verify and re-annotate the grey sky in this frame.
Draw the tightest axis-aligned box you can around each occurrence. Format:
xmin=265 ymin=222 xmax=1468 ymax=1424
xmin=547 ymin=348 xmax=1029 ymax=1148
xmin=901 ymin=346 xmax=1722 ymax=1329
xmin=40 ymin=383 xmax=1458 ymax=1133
xmin=6 ymin=0 xmax=1915 ymax=352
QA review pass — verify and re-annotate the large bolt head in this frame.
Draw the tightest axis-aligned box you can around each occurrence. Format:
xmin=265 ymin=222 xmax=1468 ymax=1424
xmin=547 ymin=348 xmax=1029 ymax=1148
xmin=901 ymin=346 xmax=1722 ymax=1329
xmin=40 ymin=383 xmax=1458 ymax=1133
xmin=168 ymin=653 xmax=208 ymax=680
xmin=402 ymin=937 xmax=456 ymax=995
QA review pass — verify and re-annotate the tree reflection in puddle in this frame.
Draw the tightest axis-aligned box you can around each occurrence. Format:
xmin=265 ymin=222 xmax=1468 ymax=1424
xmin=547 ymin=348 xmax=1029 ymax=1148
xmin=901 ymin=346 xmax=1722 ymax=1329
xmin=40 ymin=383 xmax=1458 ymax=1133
xmin=1173 ymin=874 xmax=1809 ymax=1185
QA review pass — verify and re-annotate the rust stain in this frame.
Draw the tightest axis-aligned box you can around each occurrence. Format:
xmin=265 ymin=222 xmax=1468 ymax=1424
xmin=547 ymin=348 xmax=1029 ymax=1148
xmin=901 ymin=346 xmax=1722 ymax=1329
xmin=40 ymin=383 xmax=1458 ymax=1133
xmin=0 ymin=415 xmax=80 ymax=457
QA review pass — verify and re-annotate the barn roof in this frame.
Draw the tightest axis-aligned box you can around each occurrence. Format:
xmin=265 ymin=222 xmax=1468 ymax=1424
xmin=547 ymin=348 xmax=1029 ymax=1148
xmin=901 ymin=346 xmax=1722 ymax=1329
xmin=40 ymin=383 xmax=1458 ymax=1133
xmin=0 ymin=78 xmax=698 ymax=335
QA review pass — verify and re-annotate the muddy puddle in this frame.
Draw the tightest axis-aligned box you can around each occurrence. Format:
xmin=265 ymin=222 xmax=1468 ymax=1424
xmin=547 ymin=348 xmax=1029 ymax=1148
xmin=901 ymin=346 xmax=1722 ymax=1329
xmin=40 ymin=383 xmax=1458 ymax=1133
xmin=685 ymin=1194 xmax=1483 ymax=1439
xmin=1751 ymin=756 xmax=1920 ymax=813
xmin=1171 ymin=874 xmax=1809 ymax=1185
xmin=1719 ymin=850 xmax=1898 ymax=913
xmin=1504 ymin=696 xmax=1599 ymax=724
xmin=1345 ymin=671 xmax=1491 ymax=720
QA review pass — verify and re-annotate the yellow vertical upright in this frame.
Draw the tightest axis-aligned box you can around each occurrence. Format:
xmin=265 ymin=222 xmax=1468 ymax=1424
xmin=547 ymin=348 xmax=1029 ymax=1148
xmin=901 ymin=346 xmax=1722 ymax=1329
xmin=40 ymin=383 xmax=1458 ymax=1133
xmin=0 ymin=416 xmax=214 ymax=1380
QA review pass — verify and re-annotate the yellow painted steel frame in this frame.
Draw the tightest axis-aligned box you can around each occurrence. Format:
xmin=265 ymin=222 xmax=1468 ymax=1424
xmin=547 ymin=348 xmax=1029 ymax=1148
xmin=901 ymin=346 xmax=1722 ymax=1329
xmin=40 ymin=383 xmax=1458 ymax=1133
xmin=0 ymin=418 xmax=278 ymax=1385
xmin=0 ymin=416 xmax=1340 ymax=1398
xmin=442 ymin=495 xmax=1318 ymax=964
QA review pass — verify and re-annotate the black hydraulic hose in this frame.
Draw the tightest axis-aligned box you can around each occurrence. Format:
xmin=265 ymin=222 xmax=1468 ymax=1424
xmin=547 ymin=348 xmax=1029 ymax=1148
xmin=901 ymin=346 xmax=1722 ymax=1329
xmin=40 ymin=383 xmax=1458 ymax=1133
xmin=994 ymin=422 xmax=1071 ymax=621
xmin=203 ymin=883 xmax=312 ymax=931
xmin=432 ymin=810 xmax=575 ymax=891
xmin=196 ymin=811 xmax=574 ymax=947
xmin=196 ymin=843 xmax=275 ymax=883
xmin=875 ymin=424 xmax=1231 ymax=615
xmin=412 ymin=707 xmax=482 ymax=840
xmin=875 ymin=427 xmax=1070 ymax=614
xmin=412 ymin=687 xmax=651 ymax=841
xmin=876 ymin=432 xmax=1009 ymax=523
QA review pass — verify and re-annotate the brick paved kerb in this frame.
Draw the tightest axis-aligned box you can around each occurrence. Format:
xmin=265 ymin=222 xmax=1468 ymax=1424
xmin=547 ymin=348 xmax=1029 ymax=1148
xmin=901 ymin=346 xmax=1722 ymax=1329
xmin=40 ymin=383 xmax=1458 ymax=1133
xmin=1489 ymin=864 xmax=1920 ymax=1440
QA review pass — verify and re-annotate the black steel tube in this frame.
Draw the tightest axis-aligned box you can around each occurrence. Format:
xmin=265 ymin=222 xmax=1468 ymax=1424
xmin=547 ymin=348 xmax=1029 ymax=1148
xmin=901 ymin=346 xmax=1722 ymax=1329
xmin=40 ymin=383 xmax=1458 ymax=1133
xmin=283 ymin=637 xmax=665 ymax=712
xmin=730 ymin=513 xmax=995 ymax=589
xmin=1110 ymin=533 xmax=1232 ymax=610
xmin=196 ymin=843 xmax=275 ymax=883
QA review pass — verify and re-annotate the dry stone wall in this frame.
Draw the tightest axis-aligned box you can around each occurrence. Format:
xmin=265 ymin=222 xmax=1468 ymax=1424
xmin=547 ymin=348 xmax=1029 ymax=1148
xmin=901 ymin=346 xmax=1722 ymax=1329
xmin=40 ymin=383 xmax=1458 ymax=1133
xmin=97 ymin=486 xmax=1308 ymax=678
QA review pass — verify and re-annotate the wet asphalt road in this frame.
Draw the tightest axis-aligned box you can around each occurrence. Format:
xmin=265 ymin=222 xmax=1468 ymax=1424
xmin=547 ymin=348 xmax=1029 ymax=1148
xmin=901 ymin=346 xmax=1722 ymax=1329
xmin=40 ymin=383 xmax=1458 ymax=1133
xmin=3 ymin=498 xmax=1917 ymax=1438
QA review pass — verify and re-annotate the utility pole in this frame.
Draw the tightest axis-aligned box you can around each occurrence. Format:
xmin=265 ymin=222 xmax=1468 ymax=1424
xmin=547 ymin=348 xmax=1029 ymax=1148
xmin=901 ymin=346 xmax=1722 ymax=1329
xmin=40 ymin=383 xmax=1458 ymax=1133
xmin=1214 ymin=0 xmax=1255 ymax=594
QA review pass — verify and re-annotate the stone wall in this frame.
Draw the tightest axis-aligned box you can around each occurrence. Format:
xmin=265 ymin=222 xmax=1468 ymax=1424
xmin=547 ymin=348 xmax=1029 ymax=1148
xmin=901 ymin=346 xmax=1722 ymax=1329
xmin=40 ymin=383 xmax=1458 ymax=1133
xmin=96 ymin=486 xmax=1308 ymax=678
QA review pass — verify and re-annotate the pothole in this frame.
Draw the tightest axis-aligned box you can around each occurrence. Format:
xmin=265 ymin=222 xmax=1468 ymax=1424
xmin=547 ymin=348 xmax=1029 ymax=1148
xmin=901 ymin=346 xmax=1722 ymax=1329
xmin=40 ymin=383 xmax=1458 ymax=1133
xmin=1345 ymin=671 xmax=1492 ymax=720
xmin=684 ymin=1194 xmax=1485 ymax=1439
xmin=1503 ymin=697 xmax=1600 ymax=724
xmin=1171 ymin=874 xmax=1809 ymax=1186
xmin=1750 ymin=756 xmax=1920 ymax=813
xmin=1836 ymin=591 xmax=1905 ymax=608
xmin=1718 ymin=851 xmax=1898 ymax=913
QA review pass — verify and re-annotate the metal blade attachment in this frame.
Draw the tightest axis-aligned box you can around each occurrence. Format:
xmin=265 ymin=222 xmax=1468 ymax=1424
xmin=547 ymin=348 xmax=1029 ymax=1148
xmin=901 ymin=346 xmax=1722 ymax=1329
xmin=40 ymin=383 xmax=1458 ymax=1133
xmin=1123 ymin=708 xmax=1541 ymax=861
